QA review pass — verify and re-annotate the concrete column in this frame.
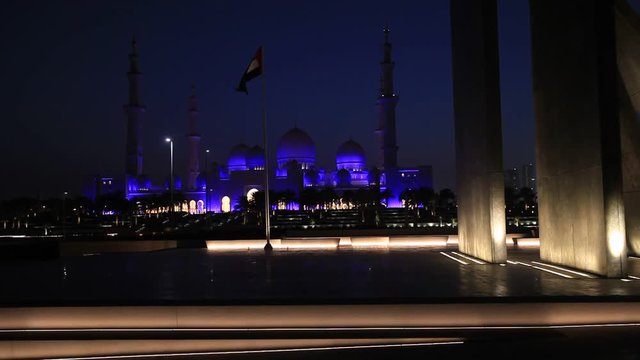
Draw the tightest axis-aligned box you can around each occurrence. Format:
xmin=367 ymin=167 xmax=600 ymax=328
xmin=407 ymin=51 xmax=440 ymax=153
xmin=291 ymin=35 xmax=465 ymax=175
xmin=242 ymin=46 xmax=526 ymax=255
xmin=614 ymin=0 xmax=640 ymax=257
xmin=618 ymin=81 xmax=640 ymax=257
xmin=531 ymin=0 xmax=626 ymax=277
xmin=450 ymin=0 xmax=506 ymax=263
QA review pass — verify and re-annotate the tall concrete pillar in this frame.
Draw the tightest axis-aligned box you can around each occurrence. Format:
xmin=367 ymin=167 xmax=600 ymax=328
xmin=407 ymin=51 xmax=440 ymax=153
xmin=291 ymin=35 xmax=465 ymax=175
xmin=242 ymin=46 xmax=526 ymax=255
xmin=614 ymin=0 xmax=640 ymax=257
xmin=450 ymin=0 xmax=506 ymax=263
xmin=531 ymin=0 xmax=627 ymax=277
xmin=618 ymin=80 xmax=640 ymax=257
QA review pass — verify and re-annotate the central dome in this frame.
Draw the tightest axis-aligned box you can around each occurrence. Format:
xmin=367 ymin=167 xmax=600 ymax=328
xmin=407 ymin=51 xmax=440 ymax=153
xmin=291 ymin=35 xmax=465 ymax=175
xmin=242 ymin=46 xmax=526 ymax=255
xmin=276 ymin=127 xmax=315 ymax=168
xmin=336 ymin=139 xmax=366 ymax=171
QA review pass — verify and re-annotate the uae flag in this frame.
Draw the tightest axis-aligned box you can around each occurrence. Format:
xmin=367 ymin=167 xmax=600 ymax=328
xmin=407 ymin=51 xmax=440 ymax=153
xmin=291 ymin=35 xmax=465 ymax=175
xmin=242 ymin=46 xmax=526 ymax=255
xmin=236 ymin=47 xmax=263 ymax=94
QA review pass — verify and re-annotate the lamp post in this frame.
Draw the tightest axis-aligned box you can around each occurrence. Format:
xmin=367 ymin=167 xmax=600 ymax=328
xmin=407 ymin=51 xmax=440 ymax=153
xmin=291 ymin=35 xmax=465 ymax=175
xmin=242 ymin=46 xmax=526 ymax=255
xmin=205 ymin=149 xmax=210 ymax=212
xmin=165 ymin=138 xmax=174 ymax=213
xmin=62 ymin=191 xmax=68 ymax=240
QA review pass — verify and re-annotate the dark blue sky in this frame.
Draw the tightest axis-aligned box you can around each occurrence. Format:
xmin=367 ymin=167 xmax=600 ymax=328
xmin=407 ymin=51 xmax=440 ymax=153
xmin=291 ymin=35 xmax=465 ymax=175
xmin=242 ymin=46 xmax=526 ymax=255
xmin=2 ymin=1 xmax=635 ymax=200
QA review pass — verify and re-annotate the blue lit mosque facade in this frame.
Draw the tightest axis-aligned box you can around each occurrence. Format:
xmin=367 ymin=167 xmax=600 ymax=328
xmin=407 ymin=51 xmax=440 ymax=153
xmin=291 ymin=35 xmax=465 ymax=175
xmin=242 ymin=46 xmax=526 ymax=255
xmin=121 ymin=29 xmax=432 ymax=213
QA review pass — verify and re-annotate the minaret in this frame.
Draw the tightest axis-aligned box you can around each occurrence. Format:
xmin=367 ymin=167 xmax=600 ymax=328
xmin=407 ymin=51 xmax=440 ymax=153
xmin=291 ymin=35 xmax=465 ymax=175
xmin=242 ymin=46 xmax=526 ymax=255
xmin=186 ymin=84 xmax=201 ymax=190
xmin=124 ymin=37 xmax=145 ymax=183
xmin=375 ymin=26 xmax=399 ymax=170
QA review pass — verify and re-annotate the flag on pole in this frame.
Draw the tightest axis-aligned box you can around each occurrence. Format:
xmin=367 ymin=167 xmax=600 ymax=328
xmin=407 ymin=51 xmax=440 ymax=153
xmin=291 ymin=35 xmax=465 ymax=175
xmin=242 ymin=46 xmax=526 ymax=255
xmin=236 ymin=47 xmax=263 ymax=94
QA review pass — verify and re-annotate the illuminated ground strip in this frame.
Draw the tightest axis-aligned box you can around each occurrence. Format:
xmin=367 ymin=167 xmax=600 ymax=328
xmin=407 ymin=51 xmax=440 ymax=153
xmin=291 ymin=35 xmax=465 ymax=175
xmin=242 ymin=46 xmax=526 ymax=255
xmin=0 ymin=322 xmax=640 ymax=336
xmin=44 ymin=341 xmax=465 ymax=360
xmin=506 ymin=260 xmax=573 ymax=278
xmin=451 ymin=251 xmax=486 ymax=265
xmin=530 ymin=261 xmax=595 ymax=278
xmin=5 ymin=323 xmax=640 ymax=333
xmin=440 ymin=252 xmax=468 ymax=265
xmin=0 ymin=235 xmax=62 ymax=239
xmin=196 ymin=235 xmax=534 ymax=252
xmin=206 ymin=236 xmax=460 ymax=251
xmin=513 ymin=238 xmax=540 ymax=247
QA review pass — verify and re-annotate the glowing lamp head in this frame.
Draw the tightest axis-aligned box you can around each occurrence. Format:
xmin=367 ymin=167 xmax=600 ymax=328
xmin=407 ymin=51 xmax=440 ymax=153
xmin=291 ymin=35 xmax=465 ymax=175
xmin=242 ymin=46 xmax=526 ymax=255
xmin=165 ymin=138 xmax=172 ymax=143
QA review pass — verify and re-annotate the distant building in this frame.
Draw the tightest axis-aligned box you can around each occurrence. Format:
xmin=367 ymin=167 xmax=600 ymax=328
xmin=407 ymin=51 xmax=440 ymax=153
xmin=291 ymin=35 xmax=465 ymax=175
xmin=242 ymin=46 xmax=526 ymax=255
xmin=120 ymin=29 xmax=433 ymax=213
xmin=83 ymin=176 xmax=120 ymax=200
xmin=503 ymin=163 xmax=537 ymax=191
xmin=521 ymin=162 xmax=536 ymax=190
xmin=504 ymin=167 xmax=520 ymax=190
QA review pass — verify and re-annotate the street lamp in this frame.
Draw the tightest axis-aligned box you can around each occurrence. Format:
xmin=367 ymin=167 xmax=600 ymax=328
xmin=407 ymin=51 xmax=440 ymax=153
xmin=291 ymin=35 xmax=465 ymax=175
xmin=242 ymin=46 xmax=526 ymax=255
xmin=205 ymin=149 xmax=210 ymax=212
xmin=62 ymin=191 xmax=68 ymax=239
xmin=165 ymin=138 xmax=174 ymax=213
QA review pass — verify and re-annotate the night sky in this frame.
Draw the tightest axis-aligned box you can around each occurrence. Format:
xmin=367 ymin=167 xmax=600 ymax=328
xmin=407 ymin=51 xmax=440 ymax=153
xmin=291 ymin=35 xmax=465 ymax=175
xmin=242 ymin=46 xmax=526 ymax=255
xmin=2 ymin=0 xmax=638 ymax=200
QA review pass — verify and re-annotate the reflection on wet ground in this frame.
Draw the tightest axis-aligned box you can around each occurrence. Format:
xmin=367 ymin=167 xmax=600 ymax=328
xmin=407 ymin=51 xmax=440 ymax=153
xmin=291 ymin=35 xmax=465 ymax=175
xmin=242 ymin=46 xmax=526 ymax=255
xmin=2 ymin=247 xmax=640 ymax=305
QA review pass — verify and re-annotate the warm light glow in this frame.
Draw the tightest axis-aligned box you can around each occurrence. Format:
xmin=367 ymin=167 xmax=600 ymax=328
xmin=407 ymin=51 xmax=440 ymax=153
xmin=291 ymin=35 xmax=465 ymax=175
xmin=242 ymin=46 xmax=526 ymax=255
xmin=246 ymin=188 xmax=259 ymax=201
xmin=608 ymin=230 xmax=625 ymax=259
xmin=389 ymin=236 xmax=448 ymax=248
xmin=351 ymin=237 xmax=389 ymax=247
xmin=47 ymin=341 xmax=464 ymax=360
xmin=491 ymin=220 xmax=505 ymax=250
xmin=8 ymin=324 xmax=640 ymax=333
xmin=206 ymin=240 xmax=271 ymax=250
xmin=277 ymin=243 xmax=338 ymax=250
xmin=205 ymin=236 xmax=454 ymax=251
xmin=389 ymin=240 xmax=447 ymax=248
xmin=515 ymin=238 xmax=540 ymax=247
xmin=206 ymin=239 xmax=340 ymax=251
xmin=9 ymin=303 xmax=640 ymax=356
xmin=221 ymin=196 xmax=231 ymax=213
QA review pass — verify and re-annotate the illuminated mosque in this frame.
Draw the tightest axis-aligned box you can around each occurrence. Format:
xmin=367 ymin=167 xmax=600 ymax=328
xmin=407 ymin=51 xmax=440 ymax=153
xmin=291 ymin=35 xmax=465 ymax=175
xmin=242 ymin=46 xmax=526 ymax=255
xmin=120 ymin=29 xmax=433 ymax=213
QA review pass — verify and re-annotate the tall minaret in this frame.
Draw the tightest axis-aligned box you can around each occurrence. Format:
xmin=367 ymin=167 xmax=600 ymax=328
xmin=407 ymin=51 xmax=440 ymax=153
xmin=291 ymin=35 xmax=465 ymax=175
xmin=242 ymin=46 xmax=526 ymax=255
xmin=186 ymin=85 xmax=201 ymax=190
xmin=375 ymin=27 xmax=399 ymax=170
xmin=124 ymin=37 xmax=145 ymax=182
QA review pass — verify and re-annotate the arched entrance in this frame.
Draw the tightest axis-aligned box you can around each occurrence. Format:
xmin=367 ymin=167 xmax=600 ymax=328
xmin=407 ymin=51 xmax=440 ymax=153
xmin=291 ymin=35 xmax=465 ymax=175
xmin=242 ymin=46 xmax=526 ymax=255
xmin=221 ymin=196 xmax=231 ymax=213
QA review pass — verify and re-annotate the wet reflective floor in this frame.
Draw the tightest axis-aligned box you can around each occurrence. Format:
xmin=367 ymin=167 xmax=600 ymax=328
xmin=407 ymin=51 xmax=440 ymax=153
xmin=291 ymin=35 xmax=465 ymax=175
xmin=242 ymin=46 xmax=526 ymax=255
xmin=2 ymin=247 xmax=640 ymax=305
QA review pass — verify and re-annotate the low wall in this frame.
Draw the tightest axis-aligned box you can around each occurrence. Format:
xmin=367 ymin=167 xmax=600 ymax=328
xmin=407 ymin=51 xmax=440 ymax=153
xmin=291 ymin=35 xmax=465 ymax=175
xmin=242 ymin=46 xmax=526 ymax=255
xmin=60 ymin=240 xmax=178 ymax=257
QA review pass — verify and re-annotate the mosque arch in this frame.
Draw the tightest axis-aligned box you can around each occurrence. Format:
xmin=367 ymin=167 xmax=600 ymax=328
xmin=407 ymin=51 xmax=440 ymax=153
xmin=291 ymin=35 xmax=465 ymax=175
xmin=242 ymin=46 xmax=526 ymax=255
xmin=221 ymin=196 xmax=231 ymax=213
xmin=247 ymin=188 xmax=259 ymax=201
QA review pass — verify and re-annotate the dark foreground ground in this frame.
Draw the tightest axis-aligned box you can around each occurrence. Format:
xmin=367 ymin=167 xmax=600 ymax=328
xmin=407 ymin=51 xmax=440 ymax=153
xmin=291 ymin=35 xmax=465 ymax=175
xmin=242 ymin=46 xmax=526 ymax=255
xmin=3 ymin=246 xmax=640 ymax=359
xmin=168 ymin=327 xmax=640 ymax=360
xmin=182 ymin=331 xmax=640 ymax=360
xmin=2 ymin=247 xmax=640 ymax=305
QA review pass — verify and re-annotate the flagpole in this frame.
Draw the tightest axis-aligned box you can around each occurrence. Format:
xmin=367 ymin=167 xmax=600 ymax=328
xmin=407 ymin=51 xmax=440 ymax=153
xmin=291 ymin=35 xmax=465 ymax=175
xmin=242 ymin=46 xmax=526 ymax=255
xmin=261 ymin=46 xmax=273 ymax=251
